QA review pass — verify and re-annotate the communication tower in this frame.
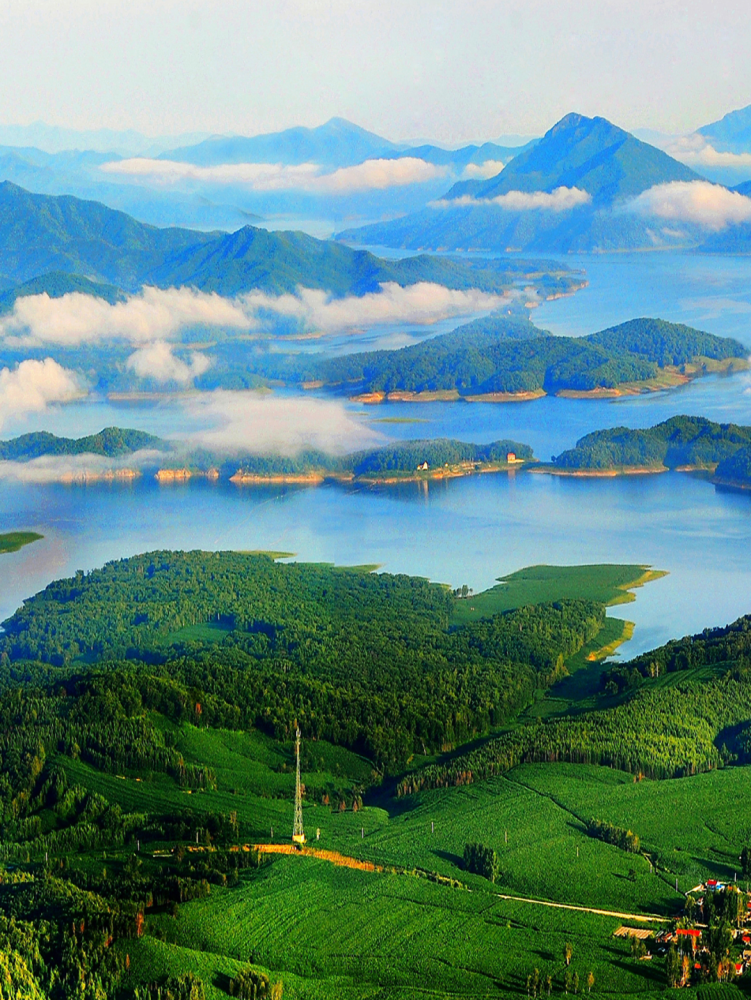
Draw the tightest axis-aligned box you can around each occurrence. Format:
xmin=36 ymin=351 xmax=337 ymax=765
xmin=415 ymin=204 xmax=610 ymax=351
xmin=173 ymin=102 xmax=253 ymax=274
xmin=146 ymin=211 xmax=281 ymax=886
xmin=292 ymin=724 xmax=306 ymax=845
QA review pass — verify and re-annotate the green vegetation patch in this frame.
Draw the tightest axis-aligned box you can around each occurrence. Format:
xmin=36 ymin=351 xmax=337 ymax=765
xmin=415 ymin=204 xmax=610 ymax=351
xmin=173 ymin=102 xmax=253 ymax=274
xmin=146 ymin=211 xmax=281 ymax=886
xmin=0 ymin=530 xmax=42 ymax=554
xmin=451 ymin=563 xmax=659 ymax=624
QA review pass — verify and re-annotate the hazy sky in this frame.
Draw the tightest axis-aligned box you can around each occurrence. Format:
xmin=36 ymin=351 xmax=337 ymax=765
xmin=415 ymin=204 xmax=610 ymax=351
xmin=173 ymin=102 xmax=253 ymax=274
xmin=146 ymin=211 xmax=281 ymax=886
xmin=0 ymin=0 xmax=749 ymax=144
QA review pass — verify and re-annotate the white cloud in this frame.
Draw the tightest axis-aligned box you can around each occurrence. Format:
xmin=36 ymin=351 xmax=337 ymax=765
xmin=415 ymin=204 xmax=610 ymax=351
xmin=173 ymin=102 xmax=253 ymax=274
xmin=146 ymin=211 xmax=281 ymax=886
xmin=240 ymin=282 xmax=506 ymax=331
xmin=432 ymin=186 xmax=592 ymax=211
xmin=1 ymin=283 xmax=505 ymax=348
xmin=629 ymin=180 xmax=751 ymax=230
xmin=0 ymin=358 xmax=80 ymax=431
xmin=0 ymin=450 xmax=164 ymax=484
xmin=101 ymin=156 xmax=446 ymax=193
xmin=462 ymin=159 xmax=505 ymax=180
xmin=665 ymin=134 xmax=751 ymax=169
xmin=0 ymin=287 xmax=250 ymax=348
xmin=181 ymin=390 xmax=382 ymax=456
xmin=126 ymin=341 xmax=211 ymax=384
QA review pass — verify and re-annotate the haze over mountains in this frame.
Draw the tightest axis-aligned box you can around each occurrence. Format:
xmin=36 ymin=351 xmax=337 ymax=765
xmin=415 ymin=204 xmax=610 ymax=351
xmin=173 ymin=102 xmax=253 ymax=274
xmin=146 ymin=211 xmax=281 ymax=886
xmin=339 ymin=112 xmax=751 ymax=253
xmin=0 ymin=118 xmax=527 ymax=231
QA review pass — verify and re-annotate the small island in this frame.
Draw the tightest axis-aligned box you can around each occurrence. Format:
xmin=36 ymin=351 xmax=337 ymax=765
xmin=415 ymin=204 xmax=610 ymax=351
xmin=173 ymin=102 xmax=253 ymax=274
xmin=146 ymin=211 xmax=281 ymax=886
xmin=304 ymin=317 xmax=749 ymax=403
xmin=0 ymin=531 xmax=43 ymax=554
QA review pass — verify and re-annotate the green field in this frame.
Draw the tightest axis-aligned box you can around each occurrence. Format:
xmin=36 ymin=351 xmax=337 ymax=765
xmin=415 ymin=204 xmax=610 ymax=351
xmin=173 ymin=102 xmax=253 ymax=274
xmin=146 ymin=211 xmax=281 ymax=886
xmin=0 ymin=530 xmax=42 ymax=553
xmin=135 ymin=856 xmax=667 ymax=999
xmin=451 ymin=563 xmax=666 ymax=624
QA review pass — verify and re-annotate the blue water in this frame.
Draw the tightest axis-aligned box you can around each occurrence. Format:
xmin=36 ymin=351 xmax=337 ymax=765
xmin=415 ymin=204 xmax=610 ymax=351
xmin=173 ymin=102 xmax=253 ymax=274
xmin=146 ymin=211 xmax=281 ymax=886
xmin=3 ymin=251 xmax=751 ymax=661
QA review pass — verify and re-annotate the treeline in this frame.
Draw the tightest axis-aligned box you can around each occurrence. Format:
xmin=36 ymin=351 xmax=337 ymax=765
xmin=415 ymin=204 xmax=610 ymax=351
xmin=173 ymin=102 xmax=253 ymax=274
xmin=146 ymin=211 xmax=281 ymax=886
xmin=586 ymin=819 xmax=640 ymax=853
xmin=552 ymin=415 xmax=751 ymax=471
xmin=0 ymin=552 xmax=606 ymax=769
xmin=716 ymin=444 xmax=751 ymax=487
xmin=288 ymin=317 xmax=745 ymax=397
xmin=397 ymin=645 xmax=751 ymax=795
xmin=602 ymin=613 xmax=751 ymax=694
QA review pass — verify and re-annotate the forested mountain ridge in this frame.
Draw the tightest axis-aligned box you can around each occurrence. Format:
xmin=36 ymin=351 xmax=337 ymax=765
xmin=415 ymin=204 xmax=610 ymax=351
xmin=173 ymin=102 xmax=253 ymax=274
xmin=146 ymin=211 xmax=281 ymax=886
xmin=0 ymin=180 xmax=559 ymax=295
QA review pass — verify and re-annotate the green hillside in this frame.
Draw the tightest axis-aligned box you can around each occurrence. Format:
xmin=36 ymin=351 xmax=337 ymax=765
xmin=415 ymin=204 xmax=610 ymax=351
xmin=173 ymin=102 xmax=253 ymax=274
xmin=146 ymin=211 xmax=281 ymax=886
xmin=4 ymin=550 xmax=751 ymax=996
xmin=0 ymin=270 xmax=126 ymax=311
xmin=551 ymin=415 xmax=751 ymax=471
xmin=309 ymin=317 xmax=746 ymax=397
xmin=715 ymin=444 xmax=751 ymax=486
xmin=0 ymin=180 xmax=572 ymax=296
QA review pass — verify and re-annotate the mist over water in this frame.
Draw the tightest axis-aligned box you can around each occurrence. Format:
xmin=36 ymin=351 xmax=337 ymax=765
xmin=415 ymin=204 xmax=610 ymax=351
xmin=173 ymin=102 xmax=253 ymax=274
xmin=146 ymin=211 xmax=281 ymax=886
xmin=3 ymin=251 xmax=751 ymax=662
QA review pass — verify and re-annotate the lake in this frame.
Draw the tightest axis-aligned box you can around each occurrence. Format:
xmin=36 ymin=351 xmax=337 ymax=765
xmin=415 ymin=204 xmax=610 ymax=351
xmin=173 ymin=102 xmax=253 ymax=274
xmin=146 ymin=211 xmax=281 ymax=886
xmin=3 ymin=251 xmax=751 ymax=660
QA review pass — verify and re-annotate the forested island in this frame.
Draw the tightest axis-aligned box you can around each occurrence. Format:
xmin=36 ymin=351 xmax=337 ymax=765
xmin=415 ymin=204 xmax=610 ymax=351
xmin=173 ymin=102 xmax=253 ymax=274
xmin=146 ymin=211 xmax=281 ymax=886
xmin=5 ymin=551 xmax=751 ymax=995
xmin=547 ymin=415 xmax=751 ymax=476
xmin=266 ymin=317 xmax=747 ymax=402
xmin=0 ymin=428 xmax=534 ymax=485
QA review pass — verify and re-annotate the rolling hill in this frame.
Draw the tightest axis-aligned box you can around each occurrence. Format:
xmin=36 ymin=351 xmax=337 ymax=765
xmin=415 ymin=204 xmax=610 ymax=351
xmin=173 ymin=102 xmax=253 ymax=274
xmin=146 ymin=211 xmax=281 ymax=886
xmin=337 ymin=113 xmax=703 ymax=252
xmin=0 ymin=181 xmax=555 ymax=296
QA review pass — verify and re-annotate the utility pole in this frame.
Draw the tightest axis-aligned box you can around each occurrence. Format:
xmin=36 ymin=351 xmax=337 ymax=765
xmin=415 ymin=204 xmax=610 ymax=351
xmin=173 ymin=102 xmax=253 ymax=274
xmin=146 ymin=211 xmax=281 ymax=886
xmin=292 ymin=724 xmax=306 ymax=845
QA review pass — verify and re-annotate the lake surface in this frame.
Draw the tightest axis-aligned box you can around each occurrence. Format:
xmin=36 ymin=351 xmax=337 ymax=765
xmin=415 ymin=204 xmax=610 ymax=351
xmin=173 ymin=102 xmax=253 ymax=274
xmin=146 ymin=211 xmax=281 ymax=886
xmin=3 ymin=251 xmax=751 ymax=660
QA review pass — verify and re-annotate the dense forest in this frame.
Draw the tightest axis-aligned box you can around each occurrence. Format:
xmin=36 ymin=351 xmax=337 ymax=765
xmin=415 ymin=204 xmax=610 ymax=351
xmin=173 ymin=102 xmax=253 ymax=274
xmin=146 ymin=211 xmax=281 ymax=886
xmin=715 ymin=444 xmax=751 ymax=486
xmin=3 ymin=549 xmax=751 ymax=995
xmin=397 ymin=612 xmax=751 ymax=795
xmin=0 ymin=551 xmax=603 ymax=766
xmin=296 ymin=317 xmax=746 ymax=397
xmin=551 ymin=415 xmax=751 ymax=471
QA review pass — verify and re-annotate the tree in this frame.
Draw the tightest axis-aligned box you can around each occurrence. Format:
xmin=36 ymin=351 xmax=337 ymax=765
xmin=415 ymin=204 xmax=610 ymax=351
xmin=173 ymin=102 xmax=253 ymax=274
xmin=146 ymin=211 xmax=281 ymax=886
xmin=587 ymin=971 xmax=595 ymax=994
xmin=572 ymin=972 xmax=579 ymax=994
xmin=741 ymin=846 xmax=751 ymax=878
xmin=564 ymin=942 xmax=573 ymax=967
xmin=666 ymin=945 xmax=682 ymax=988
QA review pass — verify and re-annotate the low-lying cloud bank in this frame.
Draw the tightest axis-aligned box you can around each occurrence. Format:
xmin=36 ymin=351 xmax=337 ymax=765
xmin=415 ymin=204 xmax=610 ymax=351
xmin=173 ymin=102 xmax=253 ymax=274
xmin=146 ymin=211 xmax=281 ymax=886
xmin=628 ymin=180 xmax=751 ymax=230
xmin=0 ymin=358 xmax=80 ymax=432
xmin=462 ymin=160 xmax=505 ymax=180
xmin=181 ymin=391 xmax=382 ymax=456
xmin=0 ymin=287 xmax=250 ymax=348
xmin=432 ymin=186 xmax=591 ymax=211
xmin=666 ymin=135 xmax=751 ymax=170
xmin=101 ymin=156 xmax=446 ymax=194
xmin=0 ymin=450 xmax=165 ymax=484
xmin=0 ymin=283 xmax=506 ymax=350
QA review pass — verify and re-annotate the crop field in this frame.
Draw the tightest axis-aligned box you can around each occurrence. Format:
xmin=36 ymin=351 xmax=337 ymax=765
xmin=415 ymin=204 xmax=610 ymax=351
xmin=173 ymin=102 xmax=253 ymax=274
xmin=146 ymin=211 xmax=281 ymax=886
xmin=0 ymin=529 xmax=42 ymax=553
xmin=141 ymin=856 xmax=668 ymax=999
xmin=511 ymin=763 xmax=751 ymax=891
xmin=327 ymin=776 xmax=681 ymax=915
xmin=451 ymin=564 xmax=665 ymax=625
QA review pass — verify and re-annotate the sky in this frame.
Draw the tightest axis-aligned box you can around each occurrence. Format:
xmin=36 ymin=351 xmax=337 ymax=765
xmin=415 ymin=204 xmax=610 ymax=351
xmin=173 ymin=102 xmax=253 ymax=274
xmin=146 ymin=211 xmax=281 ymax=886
xmin=0 ymin=0 xmax=749 ymax=146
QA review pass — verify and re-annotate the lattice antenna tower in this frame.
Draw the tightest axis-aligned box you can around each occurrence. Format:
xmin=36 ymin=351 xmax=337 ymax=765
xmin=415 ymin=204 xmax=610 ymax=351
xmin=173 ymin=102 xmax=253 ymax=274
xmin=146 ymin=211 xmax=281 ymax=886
xmin=292 ymin=723 xmax=306 ymax=845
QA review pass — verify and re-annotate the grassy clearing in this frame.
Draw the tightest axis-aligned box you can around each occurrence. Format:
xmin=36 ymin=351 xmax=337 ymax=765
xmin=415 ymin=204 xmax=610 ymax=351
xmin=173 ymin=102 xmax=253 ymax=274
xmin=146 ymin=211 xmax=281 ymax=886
xmin=451 ymin=564 xmax=665 ymax=625
xmin=0 ymin=530 xmax=43 ymax=554
xmin=166 ymin=621 xmax=233 ymax=644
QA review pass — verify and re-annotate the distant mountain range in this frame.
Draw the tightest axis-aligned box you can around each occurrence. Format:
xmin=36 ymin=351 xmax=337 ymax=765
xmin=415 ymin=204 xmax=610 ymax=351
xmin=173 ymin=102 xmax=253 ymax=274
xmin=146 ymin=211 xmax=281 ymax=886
xmin=338 ymin=113 xmax=704 ymax=252
xmin=698 ymin=105 xmax=751 ymax=154
xmin=0 ymin=118 xmax=529 ymax=230
xmin=164 ymin=116 xmax=528 ymax=172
